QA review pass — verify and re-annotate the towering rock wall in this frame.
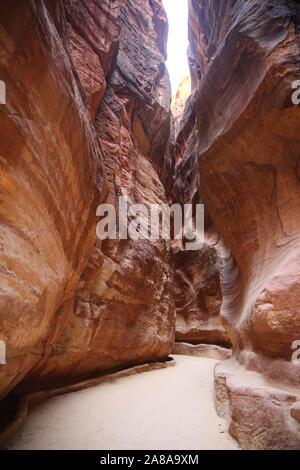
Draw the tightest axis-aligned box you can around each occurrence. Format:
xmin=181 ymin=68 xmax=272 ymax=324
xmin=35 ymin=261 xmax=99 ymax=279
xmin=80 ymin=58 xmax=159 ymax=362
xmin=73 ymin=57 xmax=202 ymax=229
xmin=1 ymin=0 xmax=300 ymax=451
xmin=171 ymin=66 xmax=231 ymax=350
xmin=0 ymin=0 xmax=174 ymax=398
xmin=185 ymin=0 xmax=300 ymax=450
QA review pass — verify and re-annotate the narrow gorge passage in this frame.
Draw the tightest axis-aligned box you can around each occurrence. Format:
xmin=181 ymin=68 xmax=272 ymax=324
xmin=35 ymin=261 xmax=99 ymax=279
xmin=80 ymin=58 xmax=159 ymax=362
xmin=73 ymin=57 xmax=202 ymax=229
xmin=6 ymin=356 xmax=238 ymax=451
xmin=1 ymin=0 xmax=300 ymax=453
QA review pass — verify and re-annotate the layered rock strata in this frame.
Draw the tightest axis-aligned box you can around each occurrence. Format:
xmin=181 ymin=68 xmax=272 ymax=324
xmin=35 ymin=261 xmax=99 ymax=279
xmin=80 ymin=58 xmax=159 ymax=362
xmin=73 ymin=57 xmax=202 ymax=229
xmin=0 ymin=0 xmax=174 ymax=397
xmin=186 ymin=0 xmax=300 ymax=450
xmin=1 ymin=0 xmax=300 ymax=451
xmin=171 ymin=77 xmax=231 ymax=349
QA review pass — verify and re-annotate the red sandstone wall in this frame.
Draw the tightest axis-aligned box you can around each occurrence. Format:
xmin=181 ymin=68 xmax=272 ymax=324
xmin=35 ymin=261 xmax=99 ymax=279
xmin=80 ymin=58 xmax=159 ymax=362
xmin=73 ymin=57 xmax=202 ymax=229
xmin=0 ymin=0 xmax=174 ymax=397
xmin=185 ymin=0 xmax=300 ymax=450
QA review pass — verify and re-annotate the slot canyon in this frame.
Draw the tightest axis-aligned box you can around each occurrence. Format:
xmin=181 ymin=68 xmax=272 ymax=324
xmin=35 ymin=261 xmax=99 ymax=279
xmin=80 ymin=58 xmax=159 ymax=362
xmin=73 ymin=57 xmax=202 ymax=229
xmin=0 ymin=0 xmax=300 ymax=452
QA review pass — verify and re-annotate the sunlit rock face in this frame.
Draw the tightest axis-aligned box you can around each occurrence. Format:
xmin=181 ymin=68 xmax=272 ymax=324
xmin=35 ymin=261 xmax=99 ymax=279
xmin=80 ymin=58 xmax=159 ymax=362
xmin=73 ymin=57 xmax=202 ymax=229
xmin=171 ymin=76 xmax=191 ymax=134
xmin=0 ymin=0 xmax=174 ymax=396
xmin=187 ymin=0 xmax=300 ymax=450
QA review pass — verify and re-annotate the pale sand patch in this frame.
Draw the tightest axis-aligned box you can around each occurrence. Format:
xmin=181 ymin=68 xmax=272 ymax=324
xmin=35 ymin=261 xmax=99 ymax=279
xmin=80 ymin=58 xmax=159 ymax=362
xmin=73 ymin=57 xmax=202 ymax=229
xmin=7 ymin=355 xmax=239 ymax=450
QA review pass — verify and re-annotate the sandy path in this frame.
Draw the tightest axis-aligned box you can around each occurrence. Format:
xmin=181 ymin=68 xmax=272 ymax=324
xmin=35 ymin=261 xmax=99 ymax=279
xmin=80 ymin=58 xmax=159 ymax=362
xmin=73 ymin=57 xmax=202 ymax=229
xmin=7 ymin=355 xmax=238 ymax=450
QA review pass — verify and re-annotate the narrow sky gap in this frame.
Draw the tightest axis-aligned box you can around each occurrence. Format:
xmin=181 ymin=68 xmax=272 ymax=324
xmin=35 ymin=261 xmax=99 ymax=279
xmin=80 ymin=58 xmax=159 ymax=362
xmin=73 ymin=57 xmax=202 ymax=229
xmin=162 ymin=0 xmax=190 ymax=95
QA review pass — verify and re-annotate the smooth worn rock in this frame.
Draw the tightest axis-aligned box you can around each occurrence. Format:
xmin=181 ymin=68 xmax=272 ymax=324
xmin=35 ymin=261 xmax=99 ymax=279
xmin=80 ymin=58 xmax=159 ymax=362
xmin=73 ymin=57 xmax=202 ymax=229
xmin=173 ymin=342 xmax=231 ymax=360
xmin=174 ymin=245 xmax=230 ymax=348
xmin=1 ymin=0 xmax=300 ymax=452
xmin=0 ymin=0 xmax=174 ymax=397
xmin=171 ymin=76 xmax=191 ymax=134
xmin=291 ymin=402 xmax=300 ymax=423
xmin=171 ymin=76 xmax=231 ymax=350
xmin=186 ymin=0 xmax=300 ymax=450
xmin=0 ymin=0 xmax=105 ymax=400
xmin=214 ymin=357 xmax=300 ymax=450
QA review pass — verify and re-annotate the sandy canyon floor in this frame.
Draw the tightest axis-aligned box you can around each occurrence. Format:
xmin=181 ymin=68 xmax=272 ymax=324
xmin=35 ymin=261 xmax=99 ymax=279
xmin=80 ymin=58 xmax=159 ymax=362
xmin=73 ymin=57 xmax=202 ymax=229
xmin=7 ymin=355 xmax=239 ymax=450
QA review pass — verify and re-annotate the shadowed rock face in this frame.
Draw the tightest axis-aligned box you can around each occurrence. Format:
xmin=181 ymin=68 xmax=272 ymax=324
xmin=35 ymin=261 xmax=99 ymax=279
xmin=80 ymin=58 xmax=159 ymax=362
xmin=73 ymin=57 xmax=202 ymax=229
xmin=174 ymin=246 xmax=230 ymax=348
xmin=0 ymin=0 xmax=174 ymax=396
xmin=186 ymin=0 xmax=300 ymax=450
xmin=171 ymin=78 xmax=232 ymax=350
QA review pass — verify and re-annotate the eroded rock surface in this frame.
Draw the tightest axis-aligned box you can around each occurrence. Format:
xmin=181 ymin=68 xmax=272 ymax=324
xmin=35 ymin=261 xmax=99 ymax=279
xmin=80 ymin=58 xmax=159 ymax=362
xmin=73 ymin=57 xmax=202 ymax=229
xmin=186 ymin=0 xmax=300 ymax=450
xmin=171 ymin=75 xmax=191 ymax=134
xmin=171 ymin=77 xmax=231 ymax=350
xmin=0 ymin=0 xmax=174 ymax=397
xmin=0 ymin=0 xmax=106 ymax=399
xmin=173 ymin=245 xmax=230 ymax=348
xmin=1 ymin=0 xmax=300 ymax=452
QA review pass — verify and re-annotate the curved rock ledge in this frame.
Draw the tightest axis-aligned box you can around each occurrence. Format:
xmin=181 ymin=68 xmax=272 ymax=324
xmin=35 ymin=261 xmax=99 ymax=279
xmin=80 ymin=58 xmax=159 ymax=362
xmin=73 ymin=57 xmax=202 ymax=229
xmin=0 ymin=357 xmax=175 ymax=448
xmin=173 ymin=342 xmax=231 ymax=361
xmin=214 ymin=358 xmax=300 ymax=450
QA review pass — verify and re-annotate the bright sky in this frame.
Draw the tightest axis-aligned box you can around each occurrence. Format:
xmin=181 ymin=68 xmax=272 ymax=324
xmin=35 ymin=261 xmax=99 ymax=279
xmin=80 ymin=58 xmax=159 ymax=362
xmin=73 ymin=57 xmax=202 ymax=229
xmin=162 ymin=0 xmax=190 ymax=95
